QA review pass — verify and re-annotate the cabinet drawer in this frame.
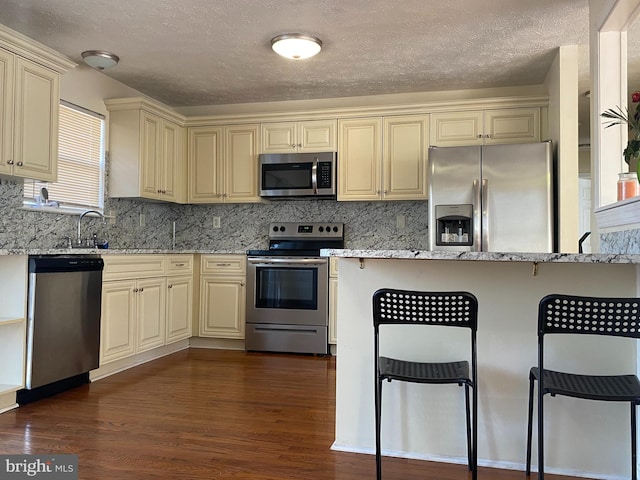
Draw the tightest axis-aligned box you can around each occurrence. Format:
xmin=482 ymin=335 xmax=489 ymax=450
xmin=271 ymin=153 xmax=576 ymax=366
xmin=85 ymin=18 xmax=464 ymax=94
xmin=167 ymin=255 xmax=194 ymax=275
xmin=200 ymin=254 xmax=246 ymax=275
xmin=102 ymin=255 xmax=167 ymax=281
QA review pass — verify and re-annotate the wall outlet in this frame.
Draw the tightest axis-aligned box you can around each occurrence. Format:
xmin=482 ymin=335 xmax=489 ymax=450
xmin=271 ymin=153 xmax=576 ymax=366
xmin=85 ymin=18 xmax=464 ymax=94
xmin=396 ymin=214 xmax=406 ymax=230
xmin=139 ymin=213 xmax=146 ymax=227
xmin=109 ymin=209 xmax=116 ymax=225
xmin=213 ymin=216 xmax=221 ymax=228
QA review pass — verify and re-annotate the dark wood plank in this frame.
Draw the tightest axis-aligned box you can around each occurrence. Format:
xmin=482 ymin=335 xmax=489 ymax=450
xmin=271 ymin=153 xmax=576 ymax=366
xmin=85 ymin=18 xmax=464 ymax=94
xmin=0 ymin=349 xmax=587 ymax=479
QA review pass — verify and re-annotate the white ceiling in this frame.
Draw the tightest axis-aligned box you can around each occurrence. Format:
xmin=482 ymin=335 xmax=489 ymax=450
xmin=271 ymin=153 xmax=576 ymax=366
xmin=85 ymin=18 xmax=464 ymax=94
xmin=0 ymin=0 xmax=590 ymax=108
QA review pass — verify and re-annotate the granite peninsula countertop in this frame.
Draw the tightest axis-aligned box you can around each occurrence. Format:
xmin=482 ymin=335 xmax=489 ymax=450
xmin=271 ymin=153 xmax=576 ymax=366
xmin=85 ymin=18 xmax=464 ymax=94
xmin=322 ymin=249 xmax=640 ymax=264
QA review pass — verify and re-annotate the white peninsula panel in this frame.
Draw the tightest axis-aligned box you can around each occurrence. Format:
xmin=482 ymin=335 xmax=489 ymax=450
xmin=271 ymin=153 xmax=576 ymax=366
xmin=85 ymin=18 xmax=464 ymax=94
xmin=333 ymin=256 xmax=636 ymax=479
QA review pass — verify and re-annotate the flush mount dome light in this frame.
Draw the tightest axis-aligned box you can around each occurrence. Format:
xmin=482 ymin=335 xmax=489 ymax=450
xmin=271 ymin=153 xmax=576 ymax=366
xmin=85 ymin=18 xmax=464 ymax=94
xmin=271 ymin=34 xmax=322 ymax=60
xmin=81 ymin=50 xmax=120 ymax=70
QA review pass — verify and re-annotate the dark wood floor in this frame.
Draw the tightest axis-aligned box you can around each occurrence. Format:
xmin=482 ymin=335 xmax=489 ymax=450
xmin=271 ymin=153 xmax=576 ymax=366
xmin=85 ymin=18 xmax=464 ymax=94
xmin=0 ymin=349 xmax=584 ymax=479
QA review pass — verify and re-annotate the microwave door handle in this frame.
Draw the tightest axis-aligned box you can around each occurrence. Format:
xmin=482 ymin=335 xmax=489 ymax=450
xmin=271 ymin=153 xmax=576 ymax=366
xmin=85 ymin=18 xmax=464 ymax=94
xmin=311 ymin=157 xmax=318 ymax=194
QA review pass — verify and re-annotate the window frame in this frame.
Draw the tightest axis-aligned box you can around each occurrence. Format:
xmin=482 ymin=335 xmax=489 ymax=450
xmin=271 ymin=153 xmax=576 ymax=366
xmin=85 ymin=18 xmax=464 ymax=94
xmin=22 ymin=100 xmax=106 ymax=215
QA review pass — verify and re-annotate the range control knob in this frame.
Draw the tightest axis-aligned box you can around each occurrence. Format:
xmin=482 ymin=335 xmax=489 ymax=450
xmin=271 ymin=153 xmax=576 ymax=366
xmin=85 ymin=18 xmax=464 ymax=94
xmin=319 ymin=226 xmax=324 ymax=232
xmin=333 ymin=226 xmax=339 ymax=232
xmin=326 ymin=226 xmax=331 ymax=232
xmin=280 ymin=226 xmax=285 ymax=232
xmin=273 ymin=226 xmax=279 ymax=232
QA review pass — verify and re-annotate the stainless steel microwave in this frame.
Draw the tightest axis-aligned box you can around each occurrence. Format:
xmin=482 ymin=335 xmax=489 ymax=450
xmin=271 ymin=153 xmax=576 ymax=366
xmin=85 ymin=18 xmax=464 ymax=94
xmin=259 ymin=152 xmax=337 ymax=199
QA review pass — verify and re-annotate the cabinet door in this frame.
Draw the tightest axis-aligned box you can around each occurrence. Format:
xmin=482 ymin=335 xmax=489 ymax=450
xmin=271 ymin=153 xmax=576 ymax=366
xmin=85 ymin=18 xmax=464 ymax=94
xmin=225 ymin=124 xmax=260 ymax=203
xmin=199 ymin=276 xmax=245 ymax=338
xmin=329 ymin=277 xmax=338 ymax=345
xmin=484 ymin=107 xmax=540 ymax=144
xmin=188 ymin=126 xmax=224 ymax=203
xmin=430 ymin=111 xmax=483 ymax=147
xmin=166 ymin=275 xmax=193 ymax=344
xmin=261 ymin=122 xmax=297 ymax=153
xmin=383 ymin=114 xmax=429 ymax=200
xmin=298 ymin=119 xmax=337 ymax=153
xmin=140 ymin=111 xmax=161 ymax=199
xmin=13 ymin=57 xmax=59 ymax=182
xmin=160 ymin=119 xmax=184 ymax=202
xmin=136 ymin=277 xmax=166 ymax=353
xmin=0 ymin=49 xmax=13 ymax=176
xmin=337 ymin=118 xmax=383 ymax=201
xmin=101 ymin=280 xmax=136 ymax=364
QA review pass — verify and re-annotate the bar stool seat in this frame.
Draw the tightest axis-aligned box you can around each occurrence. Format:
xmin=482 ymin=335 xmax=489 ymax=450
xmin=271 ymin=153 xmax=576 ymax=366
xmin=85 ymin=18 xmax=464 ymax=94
xmin=380 ymin=358 xmax=470 ymax=384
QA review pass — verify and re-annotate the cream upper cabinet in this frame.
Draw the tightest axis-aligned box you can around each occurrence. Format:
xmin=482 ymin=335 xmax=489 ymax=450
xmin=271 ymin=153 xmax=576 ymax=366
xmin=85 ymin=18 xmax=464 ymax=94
xmin=382 ymin=115 xmax=429 ymax=200
xmin=0 ymin=51 xmax=59 ymax=182
xmin=338 ymin=115 xmax=428 ymax=201
xmin=261 ymin=120 xmax=336 ymax=153
xmin=188 ymin=124 xmax=260 ymax=203
xmin=430 ymin=107 xmax=540 ymax=147
xmin=107 ymin=107 xmax=186 ymax=203
xmin=338 ymin=118 xmax=382 ymax=200
xmin=225 ymin=125 xmax=260 ymax=202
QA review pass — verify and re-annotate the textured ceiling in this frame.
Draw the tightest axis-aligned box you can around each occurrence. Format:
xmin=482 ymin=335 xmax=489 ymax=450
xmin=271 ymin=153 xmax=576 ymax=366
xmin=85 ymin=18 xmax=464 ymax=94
xmin=0 ymin=0 xmax=591 ymax=108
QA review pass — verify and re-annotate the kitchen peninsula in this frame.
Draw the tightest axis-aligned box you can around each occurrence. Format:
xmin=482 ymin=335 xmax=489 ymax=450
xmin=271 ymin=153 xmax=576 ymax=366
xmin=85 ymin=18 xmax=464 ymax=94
xmin=326 ymin=249 xmax=640 ymax=479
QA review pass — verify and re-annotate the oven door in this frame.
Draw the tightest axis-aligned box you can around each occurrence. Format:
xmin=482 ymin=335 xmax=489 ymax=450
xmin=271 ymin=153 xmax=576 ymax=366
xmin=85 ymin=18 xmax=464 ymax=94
xmin=246 ymin=257 xmax=328 ymax=327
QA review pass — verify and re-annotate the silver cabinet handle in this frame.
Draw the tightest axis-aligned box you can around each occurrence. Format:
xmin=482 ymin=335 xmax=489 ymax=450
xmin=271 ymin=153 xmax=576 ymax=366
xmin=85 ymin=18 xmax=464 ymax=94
xmin=7 ymin=159 xmax=13 ymax=165
xmin=216 ymin=263 xmax=231 ymax=267
xmin=133 ymin=288 xmax=138 ymax=293
xmin=139 ymin=287 xmax=144 ymax=292
xmin=168 ymin=284 xmax=173 ymax=289
xmin=174 ymin=263 xmax=185 ymax=267
xmin=481 ymin=178 xmax=489 ymax=252
xmin=16 ymin=161 xmax=22 ymax=166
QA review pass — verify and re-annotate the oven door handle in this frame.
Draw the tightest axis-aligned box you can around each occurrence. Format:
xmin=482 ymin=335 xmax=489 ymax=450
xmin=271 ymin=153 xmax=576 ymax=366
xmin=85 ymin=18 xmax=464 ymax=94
xmin=247 ymin=258 xmax=327 ymax=266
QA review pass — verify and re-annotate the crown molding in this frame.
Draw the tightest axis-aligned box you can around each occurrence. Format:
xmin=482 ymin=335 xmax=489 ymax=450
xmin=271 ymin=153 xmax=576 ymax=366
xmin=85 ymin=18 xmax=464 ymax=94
xmin=104 ymin=96 xmax=187 ymax=125
xmin=0 ymin=24 xmax=76 ymax=73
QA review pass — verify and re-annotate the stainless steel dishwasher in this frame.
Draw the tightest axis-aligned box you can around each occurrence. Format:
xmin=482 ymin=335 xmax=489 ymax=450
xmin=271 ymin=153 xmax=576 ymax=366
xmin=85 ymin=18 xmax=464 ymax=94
xmin=17 ymin=255 xmax=104 ymax=404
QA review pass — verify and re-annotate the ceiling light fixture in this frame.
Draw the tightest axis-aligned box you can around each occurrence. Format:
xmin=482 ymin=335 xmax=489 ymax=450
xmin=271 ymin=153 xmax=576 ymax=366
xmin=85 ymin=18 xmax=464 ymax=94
xmin=81 ymin=50 xmax=120 ymax=70
xmin=271 ymin=34 xmax=322 ymax=60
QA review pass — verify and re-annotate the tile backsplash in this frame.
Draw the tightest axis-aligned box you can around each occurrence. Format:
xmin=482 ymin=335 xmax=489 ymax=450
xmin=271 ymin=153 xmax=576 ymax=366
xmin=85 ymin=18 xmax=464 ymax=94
xmin=0 ymin=179 xmax=429 ymax=251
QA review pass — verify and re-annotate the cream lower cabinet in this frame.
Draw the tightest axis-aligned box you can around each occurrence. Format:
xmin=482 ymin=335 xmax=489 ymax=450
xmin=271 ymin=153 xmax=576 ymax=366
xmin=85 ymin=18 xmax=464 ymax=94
xmin=188 ymin=125 xmax=260 ymax=203
xmin=198 ymin=255 xmax=246 ymax=338
xmin=338 ymin=114 xmax=428 ymax=201
xmin=429 ymin=107 xmax=540 ymax=147
xmin=328 ymin=257 xmax=338 ymax=345
xmin=0 ymin=50 xmax=60 ymax=182
xmin=100 ymin=255 xmax=193 ymax=365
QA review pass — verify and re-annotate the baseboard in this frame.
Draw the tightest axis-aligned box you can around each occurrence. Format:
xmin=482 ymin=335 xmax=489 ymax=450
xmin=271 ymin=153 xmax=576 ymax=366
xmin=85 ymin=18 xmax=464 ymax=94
xmin=329 ymin=442 xmax=626 ymax=480
xmin=189 ymin=337 xmax=245 ymax=350
xmin=90 ymin=341 xmax=189 ymax=381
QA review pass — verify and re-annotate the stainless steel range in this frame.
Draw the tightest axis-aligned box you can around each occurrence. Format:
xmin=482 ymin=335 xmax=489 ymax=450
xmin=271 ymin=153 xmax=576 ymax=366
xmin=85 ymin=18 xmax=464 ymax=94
xmin=246 ymin=222 xmax=344 ymax=354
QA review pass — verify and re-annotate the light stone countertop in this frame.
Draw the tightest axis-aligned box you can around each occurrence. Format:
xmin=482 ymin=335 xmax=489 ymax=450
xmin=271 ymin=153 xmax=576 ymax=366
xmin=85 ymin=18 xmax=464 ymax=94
xmin=0 ymin=248 xmax=248 ymax=256
xmin=323 ymin=249 xmax=640 ymax=264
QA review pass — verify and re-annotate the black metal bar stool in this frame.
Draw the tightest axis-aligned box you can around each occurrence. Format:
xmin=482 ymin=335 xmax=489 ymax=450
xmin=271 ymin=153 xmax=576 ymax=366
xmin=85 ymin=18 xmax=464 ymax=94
xmin=526 ymin=294 xmax=640 ymax=480
xmin=373 ymin=288 xmax=478 ymax=480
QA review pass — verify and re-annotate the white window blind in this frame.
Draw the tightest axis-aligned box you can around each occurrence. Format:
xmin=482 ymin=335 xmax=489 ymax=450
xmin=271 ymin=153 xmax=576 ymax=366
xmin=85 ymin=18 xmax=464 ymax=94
xmin=24 ymin=102 xmax=105 ymax=211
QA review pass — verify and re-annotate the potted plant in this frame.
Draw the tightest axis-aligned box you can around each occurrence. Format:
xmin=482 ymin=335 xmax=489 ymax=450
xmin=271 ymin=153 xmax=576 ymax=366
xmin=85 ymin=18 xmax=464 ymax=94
xmin=601 ymin=91 xmax=640 ymax=200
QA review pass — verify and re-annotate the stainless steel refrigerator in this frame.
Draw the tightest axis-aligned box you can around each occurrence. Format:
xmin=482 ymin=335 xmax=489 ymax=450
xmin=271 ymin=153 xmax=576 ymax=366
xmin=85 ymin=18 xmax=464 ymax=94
xmin=427 ymin=141 xmax=554 ymax=253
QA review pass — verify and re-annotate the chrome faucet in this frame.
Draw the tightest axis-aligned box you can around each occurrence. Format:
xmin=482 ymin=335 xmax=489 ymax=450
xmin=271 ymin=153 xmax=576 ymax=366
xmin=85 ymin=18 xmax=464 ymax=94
xmin=77 ymin=210 xmax=105 ymax=245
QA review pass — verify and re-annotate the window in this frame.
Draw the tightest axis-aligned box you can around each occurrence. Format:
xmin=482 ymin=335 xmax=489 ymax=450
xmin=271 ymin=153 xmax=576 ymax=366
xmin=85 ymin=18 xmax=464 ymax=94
xmin=24 ymin=101 xmax=105 ymax=213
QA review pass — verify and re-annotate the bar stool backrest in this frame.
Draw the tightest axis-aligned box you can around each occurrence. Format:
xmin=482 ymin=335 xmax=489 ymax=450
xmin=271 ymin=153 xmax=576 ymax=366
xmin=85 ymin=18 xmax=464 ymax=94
xmin=539 ymin=294 xmax=640 ymax=339
xmin=373 ymin=289 xmax=477 ymax=330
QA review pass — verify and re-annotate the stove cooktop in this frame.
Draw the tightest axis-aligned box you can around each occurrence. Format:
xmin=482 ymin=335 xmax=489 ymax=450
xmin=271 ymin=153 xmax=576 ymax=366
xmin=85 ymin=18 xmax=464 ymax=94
xmin=247 ymin=222 xmax=344 ymax=257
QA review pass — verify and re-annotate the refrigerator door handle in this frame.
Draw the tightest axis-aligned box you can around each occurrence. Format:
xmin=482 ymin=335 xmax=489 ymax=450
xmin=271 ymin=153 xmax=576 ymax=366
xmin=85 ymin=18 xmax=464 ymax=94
xmin=473 ymin=179 xmax=482 ymax=251
xmin=482 ymin=178 xmax=489 ymax=251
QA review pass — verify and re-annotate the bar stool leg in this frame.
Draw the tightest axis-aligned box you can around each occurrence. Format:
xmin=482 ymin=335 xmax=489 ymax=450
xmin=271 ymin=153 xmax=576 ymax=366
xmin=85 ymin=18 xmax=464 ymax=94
xmin=632 ymin=402 xmax=637 ymax=480
xmin=375 ymin=375 xmax=383 ymax=480
xmin=526 ymin=374 xmax=535 ymax=476
xmin=465 ymin=384 xmax=472 ymax=472
xmin=537 ymin=375 xmax=545 ymax=480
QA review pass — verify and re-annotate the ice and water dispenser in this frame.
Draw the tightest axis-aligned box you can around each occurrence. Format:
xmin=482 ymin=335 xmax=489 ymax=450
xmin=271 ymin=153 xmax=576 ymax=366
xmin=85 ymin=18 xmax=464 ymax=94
xmin=435 ymin=204 xmax=473 ymax=246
